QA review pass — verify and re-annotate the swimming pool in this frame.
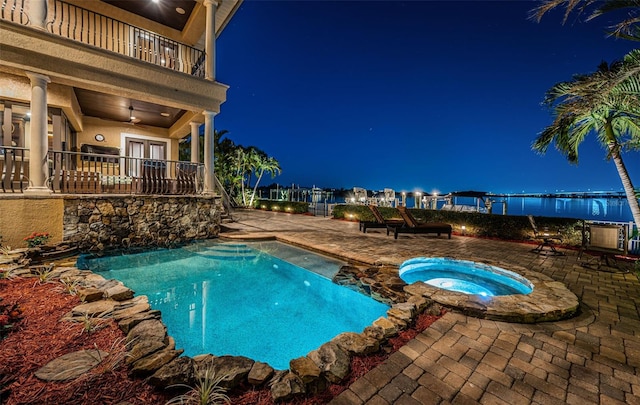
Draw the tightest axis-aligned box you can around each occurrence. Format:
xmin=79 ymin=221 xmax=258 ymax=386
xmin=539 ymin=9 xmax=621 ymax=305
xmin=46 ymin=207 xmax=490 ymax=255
xmin=78 ymin=240 xmax=389 ymax=370
xmin=399 ymin=257 xmax=533 ymax=296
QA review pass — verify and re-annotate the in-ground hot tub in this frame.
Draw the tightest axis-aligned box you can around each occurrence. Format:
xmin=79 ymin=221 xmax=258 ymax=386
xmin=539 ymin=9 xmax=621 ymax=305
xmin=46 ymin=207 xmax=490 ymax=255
xmin=399 ymin=257 xmax=533 ymax=297
xmin=399 ymin=257 xmax=580 ymax=323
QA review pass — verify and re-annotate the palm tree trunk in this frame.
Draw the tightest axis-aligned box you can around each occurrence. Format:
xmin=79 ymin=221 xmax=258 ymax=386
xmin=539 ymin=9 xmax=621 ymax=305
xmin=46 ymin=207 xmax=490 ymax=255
xmin=249 ymin=169 xmax=265 ymax=207
xmin=608 ymin=143 xmax=640 ymax=229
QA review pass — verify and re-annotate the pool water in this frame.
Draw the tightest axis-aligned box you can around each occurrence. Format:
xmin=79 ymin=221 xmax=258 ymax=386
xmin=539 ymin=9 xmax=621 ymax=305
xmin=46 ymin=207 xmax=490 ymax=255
xmin=399 ymin=257 xmax=533 ymax=296
xmin=78 ymin=240 xmax=389 ymax=370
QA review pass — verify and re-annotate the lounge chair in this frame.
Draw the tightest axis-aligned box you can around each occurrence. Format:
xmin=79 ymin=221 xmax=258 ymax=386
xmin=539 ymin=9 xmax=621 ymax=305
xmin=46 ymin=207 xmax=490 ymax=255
xmin=386 ymin=206 xmax=452 ymax=239
xmin=527 ymin=215 xmax=564 ymax=255
xmin=359 ymin=205 xmax=404 ymax=233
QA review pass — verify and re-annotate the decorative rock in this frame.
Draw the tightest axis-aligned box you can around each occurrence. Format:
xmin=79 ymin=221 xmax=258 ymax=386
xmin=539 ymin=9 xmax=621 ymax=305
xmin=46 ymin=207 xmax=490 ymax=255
xmin=126 ymin=339 xmax=167 ymax=365
xmin=148 ymin=356 xmax=195 ymax=388
xmin=71 ymin=300 xmax=118 ymax=317
xmin=105 ymin=284 xmax=134 ymax=301
xmin=118 ymin=310 xmax=160 ymax=334
xmin=289 ymin=356 xmax=320 ymax=384
xmin=205 ymin=355 xmax=254 ymax=389
xmin=113 ymin=302 xmax=151 ymax=320
xmin=308 ymin=342 xmax=350 ymax=383
xmin=362 ymin=325 xmax=386 ymax=341
xmin=130 ymin=348 xmax=183 ymax=377
xmin=126 ymin=319 xmax=167 ymax=345
xmin=407 ymin=295 xmax=431 ymax=312
xmin=373 ymin=317 xmax=398 ymax=338
xmin=77 ymin=287 xmax=104 ymax=303
xmin=332 ymin=332 xmax=379 ymax=355
xmin=389 ymin=302 xmax=416 ymax=319
xmin=270 ymin=371 xmax=306 ymax=402
xmin=35 ymin=349 xmax=109 ymax=381
xmin=247 ymin=361 xmax=274 ymax=386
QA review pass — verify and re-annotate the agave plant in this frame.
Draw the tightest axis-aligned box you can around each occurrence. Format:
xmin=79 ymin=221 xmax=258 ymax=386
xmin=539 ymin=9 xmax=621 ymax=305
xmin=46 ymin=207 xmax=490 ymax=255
xmin=57 ymin=278 xmax=80 ymax=296
xmin=166 ymin=364 xmax=230 ymax=405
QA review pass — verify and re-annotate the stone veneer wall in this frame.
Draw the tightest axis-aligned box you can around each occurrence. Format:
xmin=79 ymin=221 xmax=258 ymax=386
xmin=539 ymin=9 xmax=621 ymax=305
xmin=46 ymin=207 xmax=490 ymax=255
xmin=63 ymin=196 xmax=222 ymax=251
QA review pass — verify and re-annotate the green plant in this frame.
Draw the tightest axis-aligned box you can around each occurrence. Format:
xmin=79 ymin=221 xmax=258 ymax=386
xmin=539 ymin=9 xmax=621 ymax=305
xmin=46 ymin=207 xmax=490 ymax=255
xmin=0 ymin=267 xmax=17 ymax=280
xmin=24 ymin=232 xmax=51 ymax=248
xmin=0 ymin=298 xmax=23 ymax=340
xmin=57 ymin=278 xmax=80 ymax=296
xmin=73 ymin=311 xmax=111 ymax=335
xmin=32 ymin=264 xmax=54 ymax=284
xmin=166 ymin=364 xmax=230 ymax=405
xmin=87 ymin=338 xmax=130 ymax=376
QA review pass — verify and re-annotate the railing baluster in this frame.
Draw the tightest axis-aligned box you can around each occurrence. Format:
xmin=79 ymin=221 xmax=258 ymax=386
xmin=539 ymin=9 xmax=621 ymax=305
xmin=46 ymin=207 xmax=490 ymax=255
xmin=2 ymin=0 xmax=205 ymax=77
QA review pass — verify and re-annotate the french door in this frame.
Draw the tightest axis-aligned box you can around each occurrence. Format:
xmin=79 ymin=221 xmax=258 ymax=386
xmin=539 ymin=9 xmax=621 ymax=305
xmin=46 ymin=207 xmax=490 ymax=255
xmin=126 ymin=137 xmax=166 ymax=177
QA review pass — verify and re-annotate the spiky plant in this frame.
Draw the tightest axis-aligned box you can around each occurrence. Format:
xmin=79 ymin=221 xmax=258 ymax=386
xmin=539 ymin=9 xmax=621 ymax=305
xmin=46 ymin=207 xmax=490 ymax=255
xmin=166 ymin=364 xmax=230 ymax=405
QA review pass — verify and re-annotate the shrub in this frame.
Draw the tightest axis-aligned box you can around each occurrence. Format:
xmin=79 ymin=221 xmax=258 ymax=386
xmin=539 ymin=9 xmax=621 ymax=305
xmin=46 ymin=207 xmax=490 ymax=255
xmin=332 ymin=205 xmax=584 ymax=246
xmin=254 ymin=199 xmax=309 ymax=214
xmin=24 ymin=232 xmax=51 ymax=248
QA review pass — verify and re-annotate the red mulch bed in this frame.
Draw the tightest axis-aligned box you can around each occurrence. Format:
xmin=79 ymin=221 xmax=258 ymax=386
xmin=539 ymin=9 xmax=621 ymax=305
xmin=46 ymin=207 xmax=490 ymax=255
xmin=0 ymin=276 xmax=441 ymax=405
xmin=0 ymin=277 xmax=171 ymax=405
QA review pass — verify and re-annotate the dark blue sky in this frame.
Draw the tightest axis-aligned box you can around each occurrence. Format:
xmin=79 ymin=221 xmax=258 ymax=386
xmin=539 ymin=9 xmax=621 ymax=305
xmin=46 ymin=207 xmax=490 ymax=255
xmin=215 ymin=0 xmax=639 ymax=194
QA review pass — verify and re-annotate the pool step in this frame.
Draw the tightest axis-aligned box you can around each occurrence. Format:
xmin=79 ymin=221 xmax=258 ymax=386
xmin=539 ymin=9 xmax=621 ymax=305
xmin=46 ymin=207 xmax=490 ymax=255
xmin=193 ymin=244 xmax=257 ymax=261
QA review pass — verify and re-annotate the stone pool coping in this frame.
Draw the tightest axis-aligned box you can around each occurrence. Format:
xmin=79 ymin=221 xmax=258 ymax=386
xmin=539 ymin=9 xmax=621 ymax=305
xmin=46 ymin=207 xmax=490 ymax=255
xmin=403 ymin=259 xmax=580 ymax=323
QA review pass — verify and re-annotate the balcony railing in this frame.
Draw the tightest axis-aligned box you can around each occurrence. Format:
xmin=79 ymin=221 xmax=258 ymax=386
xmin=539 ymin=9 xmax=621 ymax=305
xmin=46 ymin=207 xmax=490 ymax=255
xmin=45 ymin=150 xmax=204 ymax=195
xmin=0 ymin=146 xmax=29 ymax=192
xmin=1 ymin=0 xmax=205 ymax=77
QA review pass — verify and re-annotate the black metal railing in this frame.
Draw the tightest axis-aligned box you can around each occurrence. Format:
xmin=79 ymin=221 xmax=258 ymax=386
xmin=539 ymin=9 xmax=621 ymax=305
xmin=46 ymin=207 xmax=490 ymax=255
xmin=1 ymin=0 xmax=206 ymax=77
xmin=1 ymin=0 xmax=29 ymax=25
xmin=46 ymin=150 xmax=204 ymax=195
xmin=0 ymin=146 xmax=29 ymax=192
xmin=47 ymin=0 xmax=205 ymax=76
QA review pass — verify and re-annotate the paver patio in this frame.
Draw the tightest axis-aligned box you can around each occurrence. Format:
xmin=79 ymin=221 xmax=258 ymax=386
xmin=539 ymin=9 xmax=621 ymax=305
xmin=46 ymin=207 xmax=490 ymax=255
xmin=221 ymin=209 xmax=640 ymax=405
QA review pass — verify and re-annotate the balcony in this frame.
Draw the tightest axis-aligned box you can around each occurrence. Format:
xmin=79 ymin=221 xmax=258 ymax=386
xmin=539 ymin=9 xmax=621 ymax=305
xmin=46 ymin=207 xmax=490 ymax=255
xmin=1 ymin=146 xmax=204 ymax=196
xmin=1 ymin=0 xmax=206 ymax=77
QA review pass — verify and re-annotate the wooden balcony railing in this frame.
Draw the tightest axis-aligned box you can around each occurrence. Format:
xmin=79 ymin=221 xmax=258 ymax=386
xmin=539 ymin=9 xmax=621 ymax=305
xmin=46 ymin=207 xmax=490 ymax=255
xmin=46 ymin=150 xmax=204 ymax=195
xmin=1 ymin=0 xmax=205 ymax=77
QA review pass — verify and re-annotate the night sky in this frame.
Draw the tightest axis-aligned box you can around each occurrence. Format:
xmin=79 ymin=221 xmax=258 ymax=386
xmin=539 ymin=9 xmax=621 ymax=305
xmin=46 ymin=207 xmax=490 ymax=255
xmin=215 ymin=0 xmax=640 ymax=194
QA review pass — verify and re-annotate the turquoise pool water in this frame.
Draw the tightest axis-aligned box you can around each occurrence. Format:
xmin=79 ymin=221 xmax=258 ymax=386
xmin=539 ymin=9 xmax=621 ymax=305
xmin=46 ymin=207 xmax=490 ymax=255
xmin=78 ymin=240 xmax=389 ymax=370
xmin=399 ymin=257 xmax=533 ymax=297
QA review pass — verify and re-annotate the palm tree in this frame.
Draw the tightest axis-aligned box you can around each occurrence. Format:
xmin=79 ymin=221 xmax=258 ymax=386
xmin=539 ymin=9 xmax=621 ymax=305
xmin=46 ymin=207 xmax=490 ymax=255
xmin=533 ymin=56 xmax=640 ymax=227
xmin=248 ymin=155 xmax=282 ymax=207
xmin=531 ymin=0 xmax=640 ymax=41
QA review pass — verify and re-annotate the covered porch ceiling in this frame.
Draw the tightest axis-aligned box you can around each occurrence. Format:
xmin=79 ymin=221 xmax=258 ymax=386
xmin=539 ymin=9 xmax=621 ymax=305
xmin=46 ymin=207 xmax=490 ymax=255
xmin=71 ymin=0 xmax=241 ymax=131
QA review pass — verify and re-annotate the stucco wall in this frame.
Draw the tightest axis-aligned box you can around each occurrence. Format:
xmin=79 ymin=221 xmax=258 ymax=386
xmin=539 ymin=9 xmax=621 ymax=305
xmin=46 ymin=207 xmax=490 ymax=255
xmin=0 ymin=197 xmax=64 ymax=248
xmin=63 ymin=196 xmax=222 ymax=251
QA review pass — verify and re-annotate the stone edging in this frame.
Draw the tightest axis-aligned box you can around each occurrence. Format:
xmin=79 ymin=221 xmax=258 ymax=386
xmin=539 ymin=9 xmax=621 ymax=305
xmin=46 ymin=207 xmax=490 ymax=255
xmin=5 ymin=258 xmax=443 ymax=402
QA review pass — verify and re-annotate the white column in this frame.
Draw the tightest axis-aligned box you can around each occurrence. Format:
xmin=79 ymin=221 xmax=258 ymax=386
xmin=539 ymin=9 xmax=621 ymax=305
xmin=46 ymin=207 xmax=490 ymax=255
xmin=203 ymin=111 xmax=216 ymax=194
xmin=203 ymin=0 xmax=218 ymax=81
xmin=190 ymin=122 xmax=200 ymax=163
xmin=25 ymin=72 xmax=51 ymax=195
xmin=30 ymin=0 xmax=48 ymax=30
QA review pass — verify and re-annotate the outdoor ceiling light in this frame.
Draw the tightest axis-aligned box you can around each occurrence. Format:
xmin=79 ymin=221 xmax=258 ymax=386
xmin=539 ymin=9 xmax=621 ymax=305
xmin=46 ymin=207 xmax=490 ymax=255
xmin=129 ymin=106 xmax=136 ymax=121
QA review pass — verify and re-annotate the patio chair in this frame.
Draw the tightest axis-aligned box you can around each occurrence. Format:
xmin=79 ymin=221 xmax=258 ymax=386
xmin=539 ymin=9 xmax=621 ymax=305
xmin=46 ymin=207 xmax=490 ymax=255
xmin=359 ymin=205 xmax=404 ymax=233
xmin=578 ymin=223 xmax=629 ymax=272
xmin=527 ymin=215 xmax=564 ymax=255
xmin=387 ymin=206 xmax=452 ymax=239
